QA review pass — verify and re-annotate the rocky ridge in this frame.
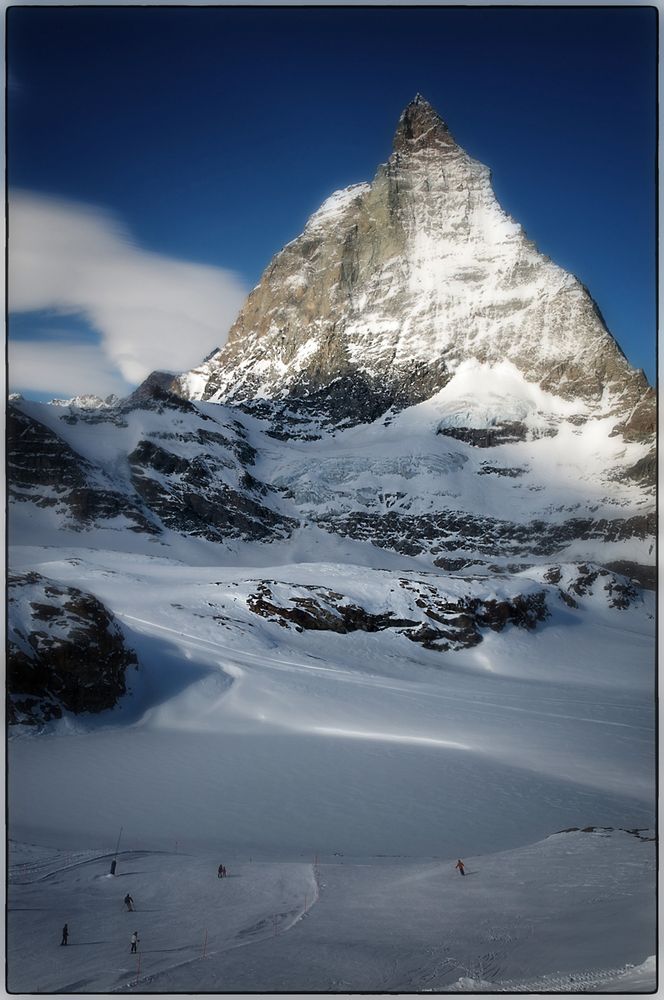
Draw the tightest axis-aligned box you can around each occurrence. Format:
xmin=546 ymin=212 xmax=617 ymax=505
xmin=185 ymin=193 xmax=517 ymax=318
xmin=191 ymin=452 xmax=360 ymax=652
xmin=8 ymin=403 xmax=158 ymax=535
xmin=8 ymin=388 xmax=295 ymax=545
xmin=234 ymin=561 xmax=639 ymax=653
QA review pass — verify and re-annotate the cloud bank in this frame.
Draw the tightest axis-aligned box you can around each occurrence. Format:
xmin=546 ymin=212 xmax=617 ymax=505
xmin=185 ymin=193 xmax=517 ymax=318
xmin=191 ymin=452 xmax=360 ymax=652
xmin=9 ymin=190 xmax=249 ymax=396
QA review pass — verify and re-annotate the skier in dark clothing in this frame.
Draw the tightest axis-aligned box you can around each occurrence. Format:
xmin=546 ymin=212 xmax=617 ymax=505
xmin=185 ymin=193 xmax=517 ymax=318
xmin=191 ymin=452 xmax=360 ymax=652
xmin=455 ymin=859 xmax=465 ymax=876
xmin=60 ymin=924 xmax=69 ymax=946
xmin=218 ymin=864 xmax=223 ymax=878
xmin=124 ymin=893 xmax=134 ymax=911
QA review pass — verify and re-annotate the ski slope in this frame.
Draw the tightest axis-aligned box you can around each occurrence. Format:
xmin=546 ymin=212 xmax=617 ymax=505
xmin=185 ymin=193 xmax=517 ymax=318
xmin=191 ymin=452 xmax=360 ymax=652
xmin=7 ymin=830 xmax=655 ymax=993
xmin=7 ymin=540 xmax=656 ymax=991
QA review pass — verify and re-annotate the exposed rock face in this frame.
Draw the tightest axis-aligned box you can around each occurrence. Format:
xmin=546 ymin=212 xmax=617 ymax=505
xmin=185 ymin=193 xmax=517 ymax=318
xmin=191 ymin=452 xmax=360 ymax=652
xmin=8 ymin=388 xmax=295 ymax=545
xmin=316 ymin=510 xmax=655 ymax=561
xmin=121 ymin=371 xmax=183 ymax=412
xmin=7 ymin=573 xmax=138 ymax=726
xmin=128 ymin=439 xmax=296 ymax=543
xmin=437 ymin=422 xmax=555 ymax=448
xmin=7 ymin=403 xmax=158 ymax=534
xmin=242 ymin=562 xmax=639 ymax=655
xmin=177 ymin=95 xmax=654 ymax=444
xmin=247 ymin=581 xmax=419 ymax=635
xmin=245 ymin=576 xmax=549 ymax=652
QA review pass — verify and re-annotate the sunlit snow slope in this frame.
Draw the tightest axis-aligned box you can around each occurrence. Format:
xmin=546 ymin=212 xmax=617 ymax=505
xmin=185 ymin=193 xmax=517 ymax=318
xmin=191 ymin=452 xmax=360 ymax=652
xmin=9 ymin=540 xmax=655 ymax=857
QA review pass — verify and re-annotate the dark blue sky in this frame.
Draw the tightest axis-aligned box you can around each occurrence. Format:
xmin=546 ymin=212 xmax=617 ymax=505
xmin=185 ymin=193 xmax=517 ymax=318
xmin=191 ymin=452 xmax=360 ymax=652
xmin=8 ymin=5 xmax=657 ymax=383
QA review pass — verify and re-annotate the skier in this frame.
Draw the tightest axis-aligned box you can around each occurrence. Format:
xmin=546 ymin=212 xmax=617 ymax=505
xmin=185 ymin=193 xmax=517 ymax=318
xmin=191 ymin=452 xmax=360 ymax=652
xmin=124 ymin=893 xmax=134 ymax=911
xmin=217 ymin=864 xmax=223 ymax=878
xmin=455 ymin=859 xmax=465 ymax=876
xmin=60 ymin=923 xmax=69 ymax=946
xmin=130 ymin=931 xmax=140 ymax=954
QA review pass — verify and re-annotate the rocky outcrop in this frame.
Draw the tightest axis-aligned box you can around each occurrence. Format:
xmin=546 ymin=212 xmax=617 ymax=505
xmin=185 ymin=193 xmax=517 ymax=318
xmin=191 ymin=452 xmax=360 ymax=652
xmin=7 ymin=573 xmax=138 ymax=726
xmin=437 ymin=422 xmax=556 ymax=447
xmin=122 ymin=377 xmax=297 ymax=542
xmin=121 ymin=370 xmax=191 ymax=413
xmin=247 ymin=581 xmax=419 ymax=634
xmin=245 ymin=577 xmax=548 ymax=653
xmin=242 ymin=562 xmax=640 ymax=655
xmin=543 ymin=563 xmax=640 ymax=608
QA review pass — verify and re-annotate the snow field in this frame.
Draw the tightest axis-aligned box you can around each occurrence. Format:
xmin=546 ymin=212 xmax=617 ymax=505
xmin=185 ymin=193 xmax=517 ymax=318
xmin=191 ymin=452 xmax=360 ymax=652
xmin=8 ymin=541 xmax=656 ymax=990
xmin=7 ymin=830 xmax=655 ymax=993
xmin=252 ymin=361 xmax=650 ymax=527
xmin=9 ymin=546 xmax=655 ymax=856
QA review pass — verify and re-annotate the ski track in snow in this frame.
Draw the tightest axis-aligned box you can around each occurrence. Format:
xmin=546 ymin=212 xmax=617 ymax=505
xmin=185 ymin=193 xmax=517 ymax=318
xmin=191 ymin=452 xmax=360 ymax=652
xmin=7 ymin=833 xmax=655 ymax=994
xmin=117 ymin=611 xmax=651 ymax=730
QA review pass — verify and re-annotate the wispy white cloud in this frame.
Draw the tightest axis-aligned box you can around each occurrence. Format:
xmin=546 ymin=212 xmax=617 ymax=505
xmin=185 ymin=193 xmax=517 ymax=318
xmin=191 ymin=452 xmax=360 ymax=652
xmin=9 ymin=190 xmax=249 ymax=394
xmin=9 ymin=340 xmax=132 ymax=400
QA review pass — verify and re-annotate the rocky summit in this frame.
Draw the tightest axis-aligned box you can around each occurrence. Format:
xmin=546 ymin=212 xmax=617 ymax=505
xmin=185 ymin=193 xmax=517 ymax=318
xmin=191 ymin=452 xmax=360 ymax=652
xmin=7 ymin=97 xmax=655 ymax=725
xmin=176 ymin=95 xmax=654 ymax=443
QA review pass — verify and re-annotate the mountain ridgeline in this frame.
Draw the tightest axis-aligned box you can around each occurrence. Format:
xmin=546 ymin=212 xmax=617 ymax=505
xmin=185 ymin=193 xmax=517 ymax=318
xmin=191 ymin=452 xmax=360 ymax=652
xmin=8 ymin=97 xmax=655 ymax=722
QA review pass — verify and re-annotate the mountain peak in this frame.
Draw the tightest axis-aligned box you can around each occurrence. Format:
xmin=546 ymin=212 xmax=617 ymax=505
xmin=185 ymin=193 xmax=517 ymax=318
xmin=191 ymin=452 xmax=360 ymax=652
xmin=393 ymin=95 xmax=455 ymax=154
xmin=176 ymin=93 xmax=653 ymax=448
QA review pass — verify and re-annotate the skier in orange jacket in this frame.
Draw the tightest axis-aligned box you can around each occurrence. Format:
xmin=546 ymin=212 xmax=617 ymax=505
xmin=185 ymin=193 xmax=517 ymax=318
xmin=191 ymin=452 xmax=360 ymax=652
xmin=455 ymin=859 xmax=465 ymax=876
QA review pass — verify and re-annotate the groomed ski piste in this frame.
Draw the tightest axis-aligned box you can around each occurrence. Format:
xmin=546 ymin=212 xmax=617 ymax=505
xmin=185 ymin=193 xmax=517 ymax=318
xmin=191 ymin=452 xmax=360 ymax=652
xmin=7 ymin=525 xmax=657 ymax=994
xmin=7 ymin=831 xmax=656 ymax=994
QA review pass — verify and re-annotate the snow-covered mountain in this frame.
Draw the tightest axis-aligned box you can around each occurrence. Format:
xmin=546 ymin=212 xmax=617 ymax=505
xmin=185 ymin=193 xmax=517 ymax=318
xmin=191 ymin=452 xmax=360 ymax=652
xmin=177 ymin=96 xmax=653 ymax=443
xmin=7 ymin=100 xmax=655 ymax=595
xmin=7 ymin=96 xmax=656 ymax=991
xmin=7 ymin=98 xmax=656 ymax=721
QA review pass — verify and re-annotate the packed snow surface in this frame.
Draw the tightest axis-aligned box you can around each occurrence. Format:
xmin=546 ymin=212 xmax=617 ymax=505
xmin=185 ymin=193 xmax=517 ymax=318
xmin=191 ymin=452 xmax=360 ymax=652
xmin=8 ymin=530 xmax=656 ymax=991
xmin=7 ymin=830 xmax=655 ymax=993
